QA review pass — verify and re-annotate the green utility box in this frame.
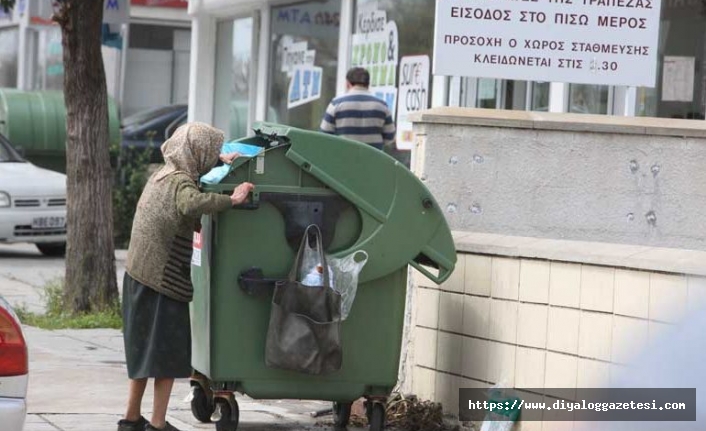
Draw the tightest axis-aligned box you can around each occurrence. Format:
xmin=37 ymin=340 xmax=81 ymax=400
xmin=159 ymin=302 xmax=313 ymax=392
xmin=0 ymin=89 xmax=120 ymax=173
xmin=190 ymin=122 xmax=456 ymax=431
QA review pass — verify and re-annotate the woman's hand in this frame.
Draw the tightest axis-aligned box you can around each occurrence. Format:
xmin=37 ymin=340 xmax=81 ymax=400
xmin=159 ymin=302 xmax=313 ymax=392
xmin=219 ymin=152 xmax=242 ymax=165
xmin=230 ymin=182 xmax=255 ymax=206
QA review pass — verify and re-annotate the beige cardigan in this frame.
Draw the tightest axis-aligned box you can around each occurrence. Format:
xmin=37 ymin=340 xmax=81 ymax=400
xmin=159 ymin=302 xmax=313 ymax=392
xmin=126 ymin=172 xmax=232 ymax=302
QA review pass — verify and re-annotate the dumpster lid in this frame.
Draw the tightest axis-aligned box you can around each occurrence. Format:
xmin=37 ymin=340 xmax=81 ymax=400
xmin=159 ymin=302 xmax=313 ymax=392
xmin=250 ymin=122 xmax=456 ymax=285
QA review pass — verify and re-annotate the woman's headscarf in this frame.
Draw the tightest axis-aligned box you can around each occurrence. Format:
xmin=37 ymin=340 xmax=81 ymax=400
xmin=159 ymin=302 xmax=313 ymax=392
xmin=154 ymin=122 xmax=225 ymax=182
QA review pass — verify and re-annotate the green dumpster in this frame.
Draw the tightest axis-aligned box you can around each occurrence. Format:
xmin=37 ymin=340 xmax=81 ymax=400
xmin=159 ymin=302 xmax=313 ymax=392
xmin=0 ymin=88 xmax=120 ymax=173
xmin=190 ymin=122 xmax=456 ymax=431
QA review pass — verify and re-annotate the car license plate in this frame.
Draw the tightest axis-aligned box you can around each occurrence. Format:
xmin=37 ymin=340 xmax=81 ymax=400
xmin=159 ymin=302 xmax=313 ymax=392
xmin=32 ymin=217 xmax=66 ymax=229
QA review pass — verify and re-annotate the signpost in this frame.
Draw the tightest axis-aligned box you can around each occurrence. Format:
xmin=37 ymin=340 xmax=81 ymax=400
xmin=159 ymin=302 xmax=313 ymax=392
xmin=433 ymin=0 xmax=663 ymax=87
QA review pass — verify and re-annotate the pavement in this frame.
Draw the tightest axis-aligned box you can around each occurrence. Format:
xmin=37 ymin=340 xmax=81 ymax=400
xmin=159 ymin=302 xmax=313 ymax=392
xmin=0 ymin=244 xmax=365 ymax=431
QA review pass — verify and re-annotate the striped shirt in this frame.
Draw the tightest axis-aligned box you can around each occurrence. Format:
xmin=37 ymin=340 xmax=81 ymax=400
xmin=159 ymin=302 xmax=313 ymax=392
xmin=319 ymin=88 xmax=396 ymax=150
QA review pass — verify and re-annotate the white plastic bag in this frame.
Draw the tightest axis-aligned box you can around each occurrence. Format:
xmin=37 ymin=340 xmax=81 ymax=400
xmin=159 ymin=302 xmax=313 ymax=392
xmin=326 ymin=250 xmax=368 ymax=320
xmin=299 ymin=229 xmax=325 ymax=287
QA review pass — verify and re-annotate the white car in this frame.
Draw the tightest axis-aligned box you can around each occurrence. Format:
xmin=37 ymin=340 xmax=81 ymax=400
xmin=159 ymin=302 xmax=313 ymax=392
xmin=0 ymin=133 xmax=67 ymax=256
xmin=0 ymin=296 xmax=28 ymax=431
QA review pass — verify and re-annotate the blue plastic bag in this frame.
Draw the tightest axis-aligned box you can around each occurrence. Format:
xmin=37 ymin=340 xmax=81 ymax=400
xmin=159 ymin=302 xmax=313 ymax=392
xmin=200 ymin=142 xmax=264 ymax=184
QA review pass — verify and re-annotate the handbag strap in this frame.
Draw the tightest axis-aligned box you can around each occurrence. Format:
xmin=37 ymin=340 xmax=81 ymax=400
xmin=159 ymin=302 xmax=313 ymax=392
xmin=288 ymin=224 xmax=330 ymax=286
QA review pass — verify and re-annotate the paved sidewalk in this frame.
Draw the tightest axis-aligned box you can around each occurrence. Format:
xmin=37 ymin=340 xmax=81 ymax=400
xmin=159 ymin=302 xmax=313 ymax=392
xmin=0 ymin=244 xmax=357 ymax=431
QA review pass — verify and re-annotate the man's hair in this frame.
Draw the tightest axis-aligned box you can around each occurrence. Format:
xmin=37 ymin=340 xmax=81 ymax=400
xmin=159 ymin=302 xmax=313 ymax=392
xmin=346 ymin=68 xmax=370 ymax=87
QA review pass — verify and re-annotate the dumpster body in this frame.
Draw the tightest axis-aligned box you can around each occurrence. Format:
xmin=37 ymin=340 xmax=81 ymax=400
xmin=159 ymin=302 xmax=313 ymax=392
xmin=0 ymin=89 xmax=120 ymax=173
xmin=190 ymin=123 xmax=456 ymax=430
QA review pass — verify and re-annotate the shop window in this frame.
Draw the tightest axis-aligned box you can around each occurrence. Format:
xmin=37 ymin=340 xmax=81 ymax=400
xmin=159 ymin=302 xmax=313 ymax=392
xmin=214 ymin=17 xmax=254 ymax=140
xmin=267 ymin=0 xmax=342 ymax=132
xmin=634 ymin=11 xmax=705 ymax=120
xmin=37 ymin=27 xmax=63 ymax=91
xmin=568 ymin=84 xmax=610 ymax=114
xmin=531 ymin=82 xmax=550 ymax=112
xmin=353 ymin=0 xmax=436 ymax=166
xmin=477 ymin=79 xmax=500 ymax=109
xmin=460 ymin=78 xmax=533 ymax=111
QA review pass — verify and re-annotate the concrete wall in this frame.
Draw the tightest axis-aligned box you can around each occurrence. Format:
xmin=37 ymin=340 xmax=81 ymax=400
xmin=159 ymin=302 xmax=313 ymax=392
xmin=403 ymin=108 xmax=706 ymax=428
xmin=407 ymin=233 xmax=706 ymax=430
xmin=410 ymin=108 xmax=706 ymax=251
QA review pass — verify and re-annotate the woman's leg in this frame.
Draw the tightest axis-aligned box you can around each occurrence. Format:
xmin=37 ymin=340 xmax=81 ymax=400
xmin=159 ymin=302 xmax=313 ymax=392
xmin=150 ymin=378 xmax=175 ymax=429
xmin=125 ymin=377 xmax=148 ymax=420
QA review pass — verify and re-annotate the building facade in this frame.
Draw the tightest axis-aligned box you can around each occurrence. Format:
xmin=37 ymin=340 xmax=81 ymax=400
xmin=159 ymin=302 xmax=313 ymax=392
xmin=0 ymin=0 xmax=192 ymax=118
xmin=188 ymin=0 xmax=706 ymax=164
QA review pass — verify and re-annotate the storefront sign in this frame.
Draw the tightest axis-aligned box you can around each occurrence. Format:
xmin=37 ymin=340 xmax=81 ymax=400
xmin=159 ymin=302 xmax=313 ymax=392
xmin=274 ymin=3 xmax=340 ymax=40
xmin=288 ymin=65 xmax=323 ymax=109
xmin=26 ymin=0 xmax=129 ymax=26
xmin=104 ymin=0 xmax=130 ymax=25
xmin=396 ymin=55 xmax=430 ymax=151
xmin=433 ymin=0 xmax=663 ymax=87
xmin=351 ymin=10 xmax=399 ymax=117
xmin=131 ymin=0 xmax=187 ymax=8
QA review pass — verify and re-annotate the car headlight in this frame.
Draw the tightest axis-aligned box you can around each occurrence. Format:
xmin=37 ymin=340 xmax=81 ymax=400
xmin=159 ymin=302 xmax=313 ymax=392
xmin=0 ymin=192 xmax=10 ymax=208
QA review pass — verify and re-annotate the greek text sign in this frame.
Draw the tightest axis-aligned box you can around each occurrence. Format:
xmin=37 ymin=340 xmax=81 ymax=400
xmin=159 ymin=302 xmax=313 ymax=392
xmin=281 ymin=40 xmax=315 ymax=77
xmin=351 ymin=11 xmax=399 ymax=117
xmin=396 ymin=56 xmax=430 ymax=150
xmin=433 ymin=0 xmax=663 ymax=87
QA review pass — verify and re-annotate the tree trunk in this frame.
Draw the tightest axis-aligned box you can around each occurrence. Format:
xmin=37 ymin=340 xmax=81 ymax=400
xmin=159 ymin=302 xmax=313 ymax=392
xmin=56 ymin=0 xmax=119 ymax=313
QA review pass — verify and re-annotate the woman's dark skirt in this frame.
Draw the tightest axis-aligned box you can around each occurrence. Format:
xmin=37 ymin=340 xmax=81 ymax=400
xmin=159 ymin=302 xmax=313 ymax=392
xmin=122 ymin=273 xmax=191 ymax=379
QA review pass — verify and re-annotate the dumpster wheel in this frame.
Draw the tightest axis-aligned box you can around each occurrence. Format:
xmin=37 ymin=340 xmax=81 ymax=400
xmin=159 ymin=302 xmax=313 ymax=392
xmin=367 ymin=401 xmax=385 ymax=431
xmin=214 ymin=395 xmax=239 ymax=431
xmin=189 ymin=384 xmax=214 ymax=423
xmin=332 ymin=401 xmax=352 ymax=427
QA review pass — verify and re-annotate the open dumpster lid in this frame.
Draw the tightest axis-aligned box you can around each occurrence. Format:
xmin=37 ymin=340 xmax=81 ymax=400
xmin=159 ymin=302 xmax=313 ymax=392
xmin=242 ymin=122 xmax=457 ymax=285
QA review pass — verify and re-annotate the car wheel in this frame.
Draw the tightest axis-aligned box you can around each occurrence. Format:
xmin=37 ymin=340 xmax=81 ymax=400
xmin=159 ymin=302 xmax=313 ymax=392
xmin=36 ymin=243 xmax=66 ymax=257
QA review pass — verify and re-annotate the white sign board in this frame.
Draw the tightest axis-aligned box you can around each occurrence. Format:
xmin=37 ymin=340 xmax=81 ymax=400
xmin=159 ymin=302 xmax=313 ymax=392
xmin=288 ymin=65 xmax=323 ymax=109
xmin=281 ymin=40 xmax=315 ymax=77
xmin=396 ymin=56 xmax=430 ymax=151
xmin=662 ymin=56 xmax=695 ymax=102
xmin=351 ymin=11 xmax=399 ymax=117
xmin=433 ymin=0 xmax=663 ymax=87
xmin=103 ymin=0 xmax=130 ymax=25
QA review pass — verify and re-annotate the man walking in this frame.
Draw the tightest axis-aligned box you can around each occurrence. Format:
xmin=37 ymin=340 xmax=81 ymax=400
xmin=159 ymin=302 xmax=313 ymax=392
xmin=320 ymin=67 xmax=396 ymax=150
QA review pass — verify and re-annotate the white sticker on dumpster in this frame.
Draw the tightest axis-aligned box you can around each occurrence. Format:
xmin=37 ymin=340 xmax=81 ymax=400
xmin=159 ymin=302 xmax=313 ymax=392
xmin=192 ymin=232 xmax=202 ymax=267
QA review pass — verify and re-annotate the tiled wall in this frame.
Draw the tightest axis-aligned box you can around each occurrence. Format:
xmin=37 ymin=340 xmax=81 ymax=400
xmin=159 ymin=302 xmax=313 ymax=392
xmin=410 ymin=253 xmax=706 ymax=429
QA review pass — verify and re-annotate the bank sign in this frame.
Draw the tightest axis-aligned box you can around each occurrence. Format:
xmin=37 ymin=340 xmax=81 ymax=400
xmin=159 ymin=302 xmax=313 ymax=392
xmin=433 ymin=0 xmax=663 ymax=87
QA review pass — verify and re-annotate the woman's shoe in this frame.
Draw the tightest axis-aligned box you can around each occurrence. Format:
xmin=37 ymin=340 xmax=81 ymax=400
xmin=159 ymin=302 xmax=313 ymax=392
xmin=117 ymin=416 xmax=149 ymax=431
xmin=145 ymin=422 xmax=181 ymax=431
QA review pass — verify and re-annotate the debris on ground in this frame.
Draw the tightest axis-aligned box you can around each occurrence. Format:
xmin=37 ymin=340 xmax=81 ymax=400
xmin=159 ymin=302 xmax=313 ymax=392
xmin=315 ymin=392 xmax=460 ymax=430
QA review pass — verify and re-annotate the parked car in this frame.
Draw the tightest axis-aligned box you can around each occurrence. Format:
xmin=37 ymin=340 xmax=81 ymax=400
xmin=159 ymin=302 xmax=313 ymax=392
xmin=120 ymin=102 xmax=280 ymax=164
xmin=120 ymin=104 xmax=188 ymax=163
xmin=0 ymin=296 xmax=28 ymax=431
xmin=0 ymin=133 xmax=67 ymax=257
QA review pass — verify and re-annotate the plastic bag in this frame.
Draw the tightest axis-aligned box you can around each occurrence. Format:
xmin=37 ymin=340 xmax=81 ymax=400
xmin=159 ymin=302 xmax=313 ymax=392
xmin=300 ymin=231 xmax=325 ymax=287
xmin=480 ymin=380 xmax=521 ymax=431
xmin=200 ymin=142 xmax=265 ymax=184
xmin=326 ymin=250 xmax=368 ymax=320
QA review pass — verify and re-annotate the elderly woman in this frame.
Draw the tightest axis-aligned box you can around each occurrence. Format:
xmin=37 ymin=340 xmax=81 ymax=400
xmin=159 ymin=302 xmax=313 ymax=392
xmin=117 ymin=123 xmax=254 ymax=431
